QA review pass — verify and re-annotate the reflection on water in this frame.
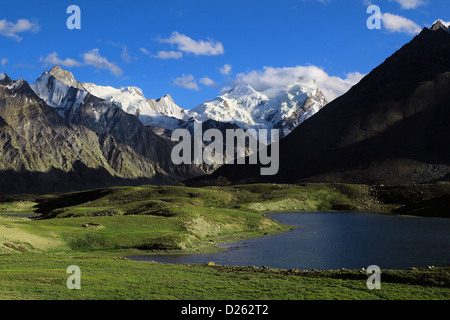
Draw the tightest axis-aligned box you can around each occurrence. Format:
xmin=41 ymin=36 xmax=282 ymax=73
xmin=129 ymin=212 xmax=450 ymax=270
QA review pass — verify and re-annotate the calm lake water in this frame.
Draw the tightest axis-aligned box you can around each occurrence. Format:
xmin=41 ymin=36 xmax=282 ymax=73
xmin=129 ymin=212 xmax=450 ymax=270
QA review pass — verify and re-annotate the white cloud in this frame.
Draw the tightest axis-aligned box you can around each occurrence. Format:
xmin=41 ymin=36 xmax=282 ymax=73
xmin=140 ymin=48 xmax=151 ymax=56
xmin=388 ymin=0 xmax=426 ymax=9
xmin=199 ymin=77 xmax=219 ymax=87
xmin=219 ymin=86 xmax=233 ymax=95
xmin=1 ymin=58 xmax=8 ymax=68
xmin=41 ymin=52 xmax=83 ymax=68
xmin=154 ymin=51 xmax=183 ymax=59
xmin=173 ymin=74 xmax=199 ymax=91
xmin=235 ymin=65 xmax=365 ymax=102
xmin=0 ymin=19 xmax=39 ymax=42
xmin=41 ymin=50 xmax=122 ymax=76
xmin=220 ymin=64 xmax=232 ymax=75
xmin=107 ymin=42 xmax=133 ymax=63
xmin=158 ymin=32 xmax=224 ymax=56
xmin=345 ymin=72 xmax=366 ymax=84
xmin=140 ymin=48 xmax=183 ymax=59
xmin=82 ymin=49 xmax=123 ymax=76
xmin=381 ymin=12 xmax=422 ymax=35
xmin=121 ymin=46 xmax=132 ymax=63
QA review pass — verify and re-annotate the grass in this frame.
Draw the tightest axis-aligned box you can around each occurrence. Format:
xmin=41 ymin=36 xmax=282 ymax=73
xmin=0 ymin=201 xmax=37 ymax=213
xmin=0 ymin=182 xmax=449 ymax=300
xmin=0 ymin=253 xmax=449 ymax=300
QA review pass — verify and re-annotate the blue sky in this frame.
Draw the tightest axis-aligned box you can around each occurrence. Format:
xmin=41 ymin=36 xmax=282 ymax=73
xmin=1 ymin=0 xmax=449 ymax=108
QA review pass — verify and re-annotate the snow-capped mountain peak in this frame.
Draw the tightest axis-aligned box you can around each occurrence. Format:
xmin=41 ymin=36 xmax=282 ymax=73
xmin=225 ymin=83 xmax=261 ymax=98
xmin=30 ymin=70 xmax=88 ymax=118
xmin=190 ymin=80 xmax=328 ymax=137
xmin=49 ymin=65 xmax=85 ymax=90
xmin=81 ymin=82 xmax=147 ymax=115
xmin=188 ymin=83 xmax=272 ymax=130
xmin=147 ymin=94 xmax=187 ymax=119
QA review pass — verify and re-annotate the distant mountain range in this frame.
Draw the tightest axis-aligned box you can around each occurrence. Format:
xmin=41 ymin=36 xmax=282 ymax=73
xmin=31 ymin=65 xmax=328 ymax=138
xmin=0 ymin=64 xmax=328 ymax=193
xmin=190 ymin=21 xmax=450 ymax=186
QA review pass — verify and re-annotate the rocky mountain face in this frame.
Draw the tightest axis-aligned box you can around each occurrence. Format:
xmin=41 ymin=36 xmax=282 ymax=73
xmin=190 ymin=22 xmax=450 ymax=186
xmin=30 ymin=67 xmax=206 ymax=182
xmin=0 ymin=74 xmax=173 ymax=194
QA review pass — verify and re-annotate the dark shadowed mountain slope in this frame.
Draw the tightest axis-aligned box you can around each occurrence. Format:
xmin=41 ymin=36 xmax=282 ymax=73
xmin=189 ymin=24 xmax=450 ymax=186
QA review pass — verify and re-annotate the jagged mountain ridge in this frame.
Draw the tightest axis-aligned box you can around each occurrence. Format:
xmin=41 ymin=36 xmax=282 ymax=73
xmin=33 ymin=66 xmax=191 ymax=131
xmin=34 ymin=66 xmax=328 ymax=140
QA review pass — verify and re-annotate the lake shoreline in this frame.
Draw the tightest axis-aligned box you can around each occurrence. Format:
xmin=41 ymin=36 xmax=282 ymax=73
xmin=126 ymin=211 xmax=450 ymax=271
